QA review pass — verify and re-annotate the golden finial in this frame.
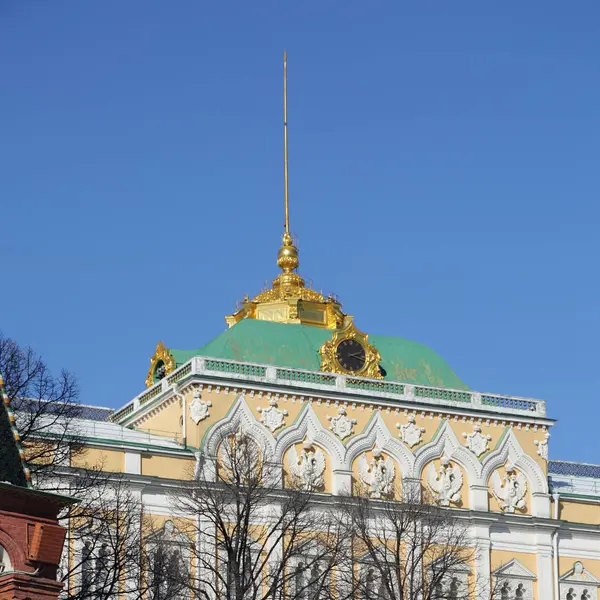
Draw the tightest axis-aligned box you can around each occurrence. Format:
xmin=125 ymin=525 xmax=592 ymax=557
xmin=224 ymin=52 xmax=345 ymax=330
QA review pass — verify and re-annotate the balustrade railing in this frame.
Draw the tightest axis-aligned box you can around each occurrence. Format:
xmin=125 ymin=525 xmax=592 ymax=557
xmin=112 ymin=356 xmax=547 ymax=424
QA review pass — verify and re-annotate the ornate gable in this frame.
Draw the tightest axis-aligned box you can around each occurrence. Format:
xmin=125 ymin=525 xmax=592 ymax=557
xmin=492 ymin=558 xmax=537 ymax=581
xmin=560 ymin=562 xmax=600 ymax=585
xmin=559 ymin=561 xmax=600 ymax=599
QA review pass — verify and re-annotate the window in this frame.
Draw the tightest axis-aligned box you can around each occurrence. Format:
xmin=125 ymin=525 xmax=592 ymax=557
xmin=151 ymin=546 xmax=187 ymax=600
xmin=292 ymin=560 xmax=329 ymax=600
xmin=145 ymin=521 xmax=190 ymax=600
xmin=76 ymin=536 xmax=115 ymax=600
xmin=218 ymin=541 xmax=262 ymax=600
xmin=360 ymin=565 xmax=389 ymax=600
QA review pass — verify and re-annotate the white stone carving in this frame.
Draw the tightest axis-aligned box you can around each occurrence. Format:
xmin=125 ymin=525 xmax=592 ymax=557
xmin=396 ymin=414 xmax=425 ymax=448
xmin=257 ymin=397 xmax=288 ymax=432
xmin=358 ymin=448 xmax=395 ymax=498
xmin=491 ymin=463 xmax=527 ymax=513
xmin=559 ymin=561 xmax=600 ymax=600
xmin=492 ymin=559 xmax=536 ymax=600
xmin=189 ymin=389 xmax=212 ymax=424
xmin=463 ymin=424 xmax=491 ymax=457
xmin=426 ymin=456 xmax=463 ymax=507
xmin=288 ymin=438 xmax=325 ymax=491
xmin=534 ymin=431 xmax=550 ymax=460
xmin=327 ymin=405 xmax=357 ymax=440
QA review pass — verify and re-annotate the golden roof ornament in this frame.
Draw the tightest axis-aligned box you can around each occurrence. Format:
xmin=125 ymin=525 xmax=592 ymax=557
xmin=225 ymin=53 xmax=345 ymax=330
xmin=145 ymin=341 xmax=176 ymax=388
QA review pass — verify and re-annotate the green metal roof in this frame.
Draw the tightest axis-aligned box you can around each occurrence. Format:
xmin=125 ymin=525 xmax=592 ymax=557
xmin=171 ymin=320 xmax=468 ymax=390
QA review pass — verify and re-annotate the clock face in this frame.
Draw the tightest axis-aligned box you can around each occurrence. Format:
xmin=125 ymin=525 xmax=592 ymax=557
xmin=335 ymin=338 xmax=366 ymax=373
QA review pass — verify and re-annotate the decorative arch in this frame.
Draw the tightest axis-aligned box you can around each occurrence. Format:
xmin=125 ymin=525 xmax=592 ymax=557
xmin=274 ymin=403 xmax=345 ymax=472
xmin=344 ymin=411 xmax=414 ymax=476
xmin=481 ymin=428 xmax=548 ymax=495
xmin=413 ymin=420 xmax=482 ymax=483
xmin=199 ymin=395 xmax=277 ymax=481
xmin=0 ymin=529 xmax=23 ymax=571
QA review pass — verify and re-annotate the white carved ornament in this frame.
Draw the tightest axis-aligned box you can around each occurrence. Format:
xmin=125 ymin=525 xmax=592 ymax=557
xmin=327 ymin=405 xmax=357 ymax=440
xmin=462 ymin=424 xmax=491 ymax=457
xmin=396 ymin=414 xmax=425 ymax=448
xmin=257 ymin=397 xmax=288 ymax=432
xmin=534 ymin=431 xmax=550 ymax=460
xmin=189 ymin=389 xmax=212 ymax=424
xmin=491 ymin=463 xmax=527 ymax=513
xmin=358 ymin=448 xmax=395 ymax=499
xmin=426 ymin=456 xmax=463 ymax=507
xmin=288 ymin=439 xmax=326 ymax=491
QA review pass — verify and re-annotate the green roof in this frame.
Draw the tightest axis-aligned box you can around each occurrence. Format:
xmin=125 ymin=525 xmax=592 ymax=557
xmin=171 ymin=320 xmax=468 ymax=390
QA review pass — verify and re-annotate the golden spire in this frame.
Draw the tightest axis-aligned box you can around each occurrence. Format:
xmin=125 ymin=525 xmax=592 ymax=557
xmin=276 ymin=51 xmax=300 ymax=280
xmin=225 ymin=53 xmax=345 ymax=330
xmin=284 ymin=50 xmax=290 ymax=237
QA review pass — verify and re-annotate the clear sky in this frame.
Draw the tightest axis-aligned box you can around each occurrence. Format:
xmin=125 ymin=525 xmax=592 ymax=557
xmin=1 ymin=1 xmax=599 ymax=463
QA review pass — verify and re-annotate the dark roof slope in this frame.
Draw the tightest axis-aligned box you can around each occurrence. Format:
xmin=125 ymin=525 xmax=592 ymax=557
xmin=0 ymin=375 xmax=30 ymax=487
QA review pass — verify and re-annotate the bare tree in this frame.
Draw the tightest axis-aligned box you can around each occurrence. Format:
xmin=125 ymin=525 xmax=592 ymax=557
xmin=57 ymin=472 xmax=153 ymax=600
xmin=0 ymin=332 xmax=83 ymax=486
xmin=0 ymin=334 xmax=158 ymax=600
xmin=168 ymin=431 xmax=346 ymax=600
xmin=336 ymin=485 xmax=488 ymax=600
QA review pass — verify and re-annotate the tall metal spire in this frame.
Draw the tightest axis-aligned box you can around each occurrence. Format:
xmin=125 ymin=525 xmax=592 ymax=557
xmin=283 ymin=51 xmax=290 ymax=236
xmin=225 ymin=52 xmax=345 ymax=331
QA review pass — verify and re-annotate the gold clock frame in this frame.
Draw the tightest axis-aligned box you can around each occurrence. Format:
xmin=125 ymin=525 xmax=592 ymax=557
xmin=145 ymin=341 xmax=177 ymax=388
xmin=319 ymin=320 xmax=383 ymax=379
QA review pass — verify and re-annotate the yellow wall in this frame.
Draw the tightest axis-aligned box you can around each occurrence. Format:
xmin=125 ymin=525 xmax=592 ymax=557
xmin=71 ymin=447 xmax=124 ymax=472
xmin=138 ymin=398 xmax=183 ymax=440
xmin=141 ymin=454 xmax=195 ymax=480
xmin=132 ymin=386 xmax=549 ymax=478
xmin=558 ymin=499 xmax=600 ymax=525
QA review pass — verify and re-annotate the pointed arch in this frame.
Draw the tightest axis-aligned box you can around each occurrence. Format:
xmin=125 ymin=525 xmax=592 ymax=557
xmin=481 ymin=428 xmax=548 ymax=495
xmin=344 ymin=411 xmax=415 ymax=476
xmin=200 ymin=394 xmax=276 ymax=461
xmin=413 ymin=420 xmax=482 ymax=483
xmin=274 ymin=403 xmax=345 ymax=471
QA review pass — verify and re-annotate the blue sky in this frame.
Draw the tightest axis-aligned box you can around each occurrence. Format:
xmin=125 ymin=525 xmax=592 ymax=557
xmin=1 ymin=1 xmax=598 ymax=463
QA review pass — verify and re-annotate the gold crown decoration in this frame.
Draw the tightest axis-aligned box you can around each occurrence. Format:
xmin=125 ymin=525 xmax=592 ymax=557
xmin=145 ymin=341 xmax=177 ymax=388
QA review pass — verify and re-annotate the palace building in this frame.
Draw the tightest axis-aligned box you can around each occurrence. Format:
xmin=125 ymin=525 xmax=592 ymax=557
xmin=19 ymin=56 xmax=600 ymax=600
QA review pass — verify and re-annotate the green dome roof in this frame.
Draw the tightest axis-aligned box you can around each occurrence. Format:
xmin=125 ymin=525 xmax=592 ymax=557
xmin=171 ymin=320 xmax=468 ymax=390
